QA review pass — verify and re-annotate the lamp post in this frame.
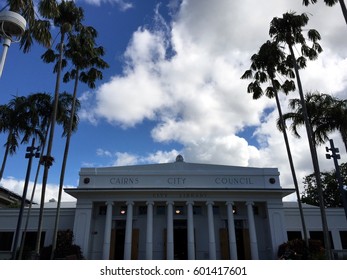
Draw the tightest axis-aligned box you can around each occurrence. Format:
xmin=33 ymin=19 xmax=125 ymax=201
xmin=11 ymin=138 xmax=40 ymax=259
xmin=326 ymin=138 xmax=347 ymax=220
xmin=0 ymin=10 xmax=26 ymax=77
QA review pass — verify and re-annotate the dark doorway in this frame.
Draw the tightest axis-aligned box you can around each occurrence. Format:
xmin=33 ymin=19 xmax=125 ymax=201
xmin=174 ymin=220 xmax=187 ymax=260
xmin=234 ymin=220 xmax=251 ymax=260
xmin=114 ymin=229 xmax=125 ymax=260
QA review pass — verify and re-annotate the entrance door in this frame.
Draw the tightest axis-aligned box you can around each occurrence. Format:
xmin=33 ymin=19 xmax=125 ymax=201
xmin=174 ymin=220 xmax=187 ymax=260
xmin=235 ymin=228 xmax=251 ymax=260
xmin=220 ymin=228 xmax=230 ymax=259
xmin=110 ymin=228 xmax=139 ymax=260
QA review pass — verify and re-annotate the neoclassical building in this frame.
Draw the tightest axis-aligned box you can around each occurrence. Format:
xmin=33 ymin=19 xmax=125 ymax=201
xmin=1 ymin=156 xmax=346 ymax=260
xmin=65 ymin=155 xmax=293 ymax=260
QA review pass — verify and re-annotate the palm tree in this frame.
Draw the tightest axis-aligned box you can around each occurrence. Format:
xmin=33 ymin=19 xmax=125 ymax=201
xmin=50 ymin=25 xmax=108 ymax=259
xmin=35 ymin=0 xmax=84 ymax=256
xmin=17 ymin=92 xmax=77 ymax=259
xmin=0 ymin=96 xmax=28 ymax=181
xmin=302 ymin=0 xmax=347 ymax=26
xmin=269 ymin=11 xmax=332 ymax=258
xmin=241 ymin=40 xmax=309 ymax=247
xmin=279 ymin=92 xmax=347 ymax=152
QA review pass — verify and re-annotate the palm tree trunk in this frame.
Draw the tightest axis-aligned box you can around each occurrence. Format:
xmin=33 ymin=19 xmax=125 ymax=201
xmin=340 ymin=129 xmax=347 ymax=153
xmin=35 ymin=31 xmax=66 ymax=257
xmin=0 ymin=136 xmax=10 ymax=181
xmin=50 ymin=68 xmax=79 ymax=259
xmin=11 ymin=138 xmax=36 ymax=259
xmin=19 ymin=122 xmax=49 ymax=259
xmin=339 ymin=0 xmax=347 ymax=25
xmin=272 ymin=80 xmax=309 ymax=248
xmin=289 ymin=44 xmax=332 ymax=259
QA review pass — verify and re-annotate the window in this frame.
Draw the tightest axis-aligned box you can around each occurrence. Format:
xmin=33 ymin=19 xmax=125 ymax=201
xmin=213 ymin=206 xmax=219 ymax=215
xmin=339 ymin=231 xmax=347 ymax=249
xmin=22 ymin=231 xmax=46 ymax=251
xmin=0 ymin=232 xmax=14 ymax=251
xmin=193 ymin=206 xmax=202 ymax=215
xmin=287 ymin=231 xmax=302 ymax=241
xmin=309 ymin=231 xmax=334 ymax=249
xmin=99 ymin=205 xmax=107 ymax=215
xmin=138 ymin=206 xmax=147 ymax=215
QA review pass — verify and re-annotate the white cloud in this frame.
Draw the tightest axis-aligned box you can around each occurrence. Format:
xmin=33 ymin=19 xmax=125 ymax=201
xmin=1 ymin=177 xmax=76 ymax=204
xmin=104 ymin=150 xmax=181 ymax=166
xmin=82 ymin=0 xmax=133 ymax=10
xmin=81 ymin=0 xmax=347 ymax=198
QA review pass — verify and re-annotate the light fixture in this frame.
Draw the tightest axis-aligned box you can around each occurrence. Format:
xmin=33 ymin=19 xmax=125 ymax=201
xmin=0 ymin=10 xmax=26 ymax=77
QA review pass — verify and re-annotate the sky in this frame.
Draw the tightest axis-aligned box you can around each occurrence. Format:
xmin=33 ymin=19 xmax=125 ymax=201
xmin=0 ymin=0 xmax=346 ymax=204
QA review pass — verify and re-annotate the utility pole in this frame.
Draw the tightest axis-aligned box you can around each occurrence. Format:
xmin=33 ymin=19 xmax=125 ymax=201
xmin=326 ymin=138 xmax=347 ymax=220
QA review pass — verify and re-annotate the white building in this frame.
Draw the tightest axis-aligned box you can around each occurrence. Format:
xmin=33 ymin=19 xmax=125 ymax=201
xmin=0 ymin=156 xmax=346 ymax=260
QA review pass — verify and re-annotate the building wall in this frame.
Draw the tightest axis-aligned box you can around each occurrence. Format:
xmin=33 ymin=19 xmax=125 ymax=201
xmin=0 ymin=204 xmax=75 ymax=259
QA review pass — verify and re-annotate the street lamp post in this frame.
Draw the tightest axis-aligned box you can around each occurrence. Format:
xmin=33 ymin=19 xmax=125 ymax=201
xmin=326 ymin=138 xmax=347 ymax=220
xmin=0 ymin=10 xmax=26 ymax=77
xmin=11 ymin=138 xmax=40 ymax=259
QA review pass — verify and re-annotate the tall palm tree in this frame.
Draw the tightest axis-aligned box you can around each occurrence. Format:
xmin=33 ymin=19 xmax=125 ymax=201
xmin=18 ymin=92 xmax=77 ymax=259
xmin=269 ymin=12 xmax=332 ymax=258
xmin=241 ymin=40 xmax=309 ymax=247
xmin=35 ymin=0 xmax=84 ymax=256
xmin=50 ymin=25 xmax=108 ymax=259
xmin=302 ymin=0 xmax=347 ymax=26
xmin=279 ymin=92 xmax=347 ymax=152
xmin=0 ymin=96 xmax=28 ymax=181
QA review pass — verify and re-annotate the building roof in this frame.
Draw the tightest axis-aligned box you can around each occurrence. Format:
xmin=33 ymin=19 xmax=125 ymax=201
xmin=0 ymin=185 xmax=32 ymax=207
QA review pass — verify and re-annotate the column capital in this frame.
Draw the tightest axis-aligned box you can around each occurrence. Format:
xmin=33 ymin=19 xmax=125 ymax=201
xmin=246 ymin=201 xmax=254 ymax=206
xmin=126 ymin=201 xmax=134 ymax=206
xmin=105 ymin=201 xmax=114 ymax=206
xmin=146 ymin=201 xmax=154 ymax=206
xmin=166 ymin=200 xmax=174 ymax=206
xmin=186 ymin=200 xmax=194 ymax=206
xmin=206 ymin=200 xmax=214 ymax=206
xmin=225 ymin=201 xmax=234 ymax=206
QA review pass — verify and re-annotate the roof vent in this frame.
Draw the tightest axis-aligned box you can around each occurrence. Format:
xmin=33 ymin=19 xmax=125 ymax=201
xmin=176 ymin=154 xmax=184 ymax=162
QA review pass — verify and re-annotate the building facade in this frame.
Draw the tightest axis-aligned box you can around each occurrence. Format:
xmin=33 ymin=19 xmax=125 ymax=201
xmin=65 ymin=156 xmax=293 ymax=260
xmin=0 ymin=156 xmax=347 ymax=260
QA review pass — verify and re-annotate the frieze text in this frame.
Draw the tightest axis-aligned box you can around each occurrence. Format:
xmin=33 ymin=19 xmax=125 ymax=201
xmin=215 ymin=177 xmax=254 ymax=185
xmin=110 ymin=177 xmax=139 ymax=185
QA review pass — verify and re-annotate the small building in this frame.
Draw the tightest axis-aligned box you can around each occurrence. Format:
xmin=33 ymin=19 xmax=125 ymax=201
xmin=0 ymin=156 xmax=346 ymax=259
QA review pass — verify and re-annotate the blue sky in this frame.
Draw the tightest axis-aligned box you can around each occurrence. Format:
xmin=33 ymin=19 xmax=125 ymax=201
xmin=0 ymin=0 xmax=346 ymax=203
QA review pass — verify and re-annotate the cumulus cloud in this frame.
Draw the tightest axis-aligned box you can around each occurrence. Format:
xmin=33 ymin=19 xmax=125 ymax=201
xmin=1 ymin=177 xmax=76 ymax=204
xmin=92 ymin=150 xmax=182 ymax=167
xmin=80 ymin=0 xmax=347 ymax=199
xmin=83 ymin=0 xmax=133 ymax=10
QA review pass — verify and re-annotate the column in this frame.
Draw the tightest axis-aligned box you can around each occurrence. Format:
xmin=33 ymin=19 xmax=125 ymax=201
xmin=186 ymin=201 xmax=195 ymax=260
xmin=124 ymin=201 xmax=134 ymax=260
xmin=246 ymin=201 xmax=259 ymax=260
xmin=166 ymin=201 xmax=174 ymax=260
xmin=102 ymin=201 xmax=114 ymax=260
xmin=226 ymin=201 xmax=238 ymax=260
xmin=206 ymin=201 xmax=216 ymax=259
xmin=146 ymin=201 xmax=154 ymax=260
